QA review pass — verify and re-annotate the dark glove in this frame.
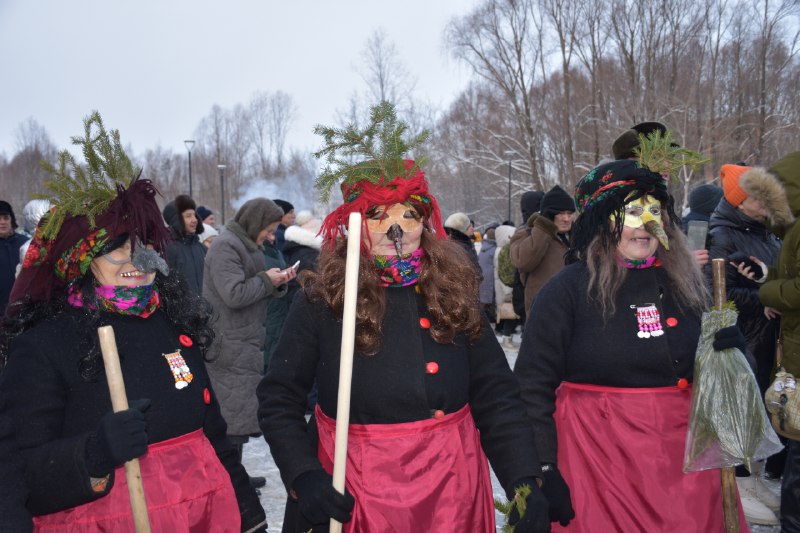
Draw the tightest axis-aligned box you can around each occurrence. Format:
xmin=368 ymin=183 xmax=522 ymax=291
xmin=85 ymin=398 xmax=150 ymax=477
xmin=540 ymin=464 xmax=575 ymax=527
xmin=713 ymin=326 xmax=747 ymax=353
xmin=292 ymin=469 xmax=355 ymax=526
xmin=506 ymin=477 xmax=550 ymax=533
xmin=728 ymin=252 xmax=765 ymax=280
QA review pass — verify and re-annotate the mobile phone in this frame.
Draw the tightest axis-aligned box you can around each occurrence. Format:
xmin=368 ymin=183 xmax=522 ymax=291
xmin=285 ymin=260 xmax=300 ymax=272
xmin=686 ymin=220 xmax=709 ymax=251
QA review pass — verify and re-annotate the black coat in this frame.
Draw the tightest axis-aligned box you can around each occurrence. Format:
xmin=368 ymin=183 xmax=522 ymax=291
xmin=165 ymin=233 xmax=206 ymax=295
xmin=0 ymin=309 xmax=263 ymax=526
xmin=445 ymin=228 xmax=480 ymax=273
xmin=0 ymin=232 xmax=28 ymax=314
xmin=257 ymin=286 xmax=541 ymax=496
xmin=514 ymin=262 xmax=702 ymax=463
xmin=0 ymin=396 xmax=32 ymax=531
xmin=706 ymin=199 xmax=781 ymax=389
xmin=281 ymin=240 xmax=320 ymax=305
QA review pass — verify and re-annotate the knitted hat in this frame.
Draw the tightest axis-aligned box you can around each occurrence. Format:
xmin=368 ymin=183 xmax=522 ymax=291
xmin=570 ymin=159 xmax=675 ymax=262
xmin=444 ymin=212 xmax=471 ymax=235
xmin=612 ymin=122 xmax=669 ymax=160
xmin=520 ymin=190 xmax=545 ymax=223
xmin=540 ymin=185 xmax=576 ymax=220
xmin=21 ymin=199 xmax=51 ymax=235
xmin=688 ymin=184 xmax=723 ymax=215
xmin=273 ymin=199 xmax=294 ymax=215
xmin=294 ymin=209 xmax=315 ymax=228
xmin=720 ymin=164 xmax=752 ymax=207
xmin=198 ymin=225 xmax=218 ymax=244
xmin=315 ymin=102 xmax=445 ymax=249
xmin=0 ymin=201 xmax=18 ymax=230
xmin=9 ymin=111 xmax=170 ymax=312
xmin=196 ymin=205 xmax=213 ymax=221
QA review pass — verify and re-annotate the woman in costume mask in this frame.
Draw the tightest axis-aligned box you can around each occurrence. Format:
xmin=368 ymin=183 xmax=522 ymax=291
xmin=0 ymin=113 xmax=266 ymax=532
xmin=257 ymin=103 xmax=550 ymax=532
xmin=514 ymin=159 xmax=748 ymax=531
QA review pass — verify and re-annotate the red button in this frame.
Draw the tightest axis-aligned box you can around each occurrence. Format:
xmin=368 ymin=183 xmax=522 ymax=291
xmin=179 ymin=334 xmax=193 ymax=347
xmin=654 ymin=259 xmax=663 ymax=267
xmin=666 ymin=317 xmax=678 ymax=328
xmin=419 ymin=317 xmax=431 ymax=329
xmin=203 ymin=387 xmax=211 ymax=405
xmin=426 ymin=362 xmax=439 ymax=374
xmin=433 ymin=409 xmax=445 ymax=420
xmin=677 ymin=378 xmax=689 ymax=390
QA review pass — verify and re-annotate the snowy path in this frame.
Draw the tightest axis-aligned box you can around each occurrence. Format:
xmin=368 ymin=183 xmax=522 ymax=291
xmin=242 ymin=332 xmax=780 ymax=531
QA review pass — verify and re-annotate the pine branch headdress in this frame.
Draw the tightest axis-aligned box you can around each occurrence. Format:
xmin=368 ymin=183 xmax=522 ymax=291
xmin=314 ymin=101 xmax=446 ymax=244
xmin=8 ymin=111 xmax=170 ymax=312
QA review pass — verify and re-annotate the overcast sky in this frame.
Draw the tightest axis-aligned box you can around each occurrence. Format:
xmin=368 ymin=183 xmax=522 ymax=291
xmin=0 ymin=0 xmax=479 ymax=160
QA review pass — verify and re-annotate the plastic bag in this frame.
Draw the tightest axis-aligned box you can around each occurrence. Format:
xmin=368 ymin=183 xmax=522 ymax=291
xmin=683 ymin=306 xmax=783 ymax=472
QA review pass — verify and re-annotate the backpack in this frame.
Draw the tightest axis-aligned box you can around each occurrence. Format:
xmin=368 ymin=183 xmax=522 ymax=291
xmin=497 ymin=243 xmax=516 ymax=287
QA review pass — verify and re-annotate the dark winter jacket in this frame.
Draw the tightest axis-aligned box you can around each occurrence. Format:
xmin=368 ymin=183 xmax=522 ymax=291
xmin=281 ymin=224 xmax=322 ymax=305
xmin=257 ymin=285 xmax=541 ymax=497
xmin=0 ymin=396 xmax=31 ymax=531
xmin=0 ymin=309 xmax=264 ymax=527
xmin=0 ymin=232 xmax=28 ymax=314
xmin=514 ymin=262 xmax=703 ymax=462
xmin=263 ymin=239 xmax=287 ymax=370
xmin=445 ymin=227 xmax=480 ymax=273
xmin=706 ymin=198 xmax=782 ymax=389
xmin=203 ymin=221 xmax=287 ymax=437
xmin=163 ymin=206 xmax=206 ymax=295
xmin=509 ymin=214 xmax=569 ymax=314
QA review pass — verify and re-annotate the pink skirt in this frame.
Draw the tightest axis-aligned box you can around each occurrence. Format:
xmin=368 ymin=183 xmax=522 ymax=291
xmin=34 ymin=429 xmax=240 ymax=532
xmin=315 ymin=404 xmax=495 ymax=532
xmin=552 ymin=382 xmax=749 ymax=532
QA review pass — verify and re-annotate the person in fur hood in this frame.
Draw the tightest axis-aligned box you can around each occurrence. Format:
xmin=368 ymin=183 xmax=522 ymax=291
xmin=733 ymin=152 xmax=800 ymax=530
xmin=706 ymin=163 xmax=792 ymax=525
xmin=162 ymin=195 xmax=206 ymax=294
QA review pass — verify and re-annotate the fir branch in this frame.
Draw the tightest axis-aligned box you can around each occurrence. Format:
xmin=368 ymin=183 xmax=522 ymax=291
xmin=635 ymin=130 xmax=710 ymax=178
xmin=494 ymin=484 xmax=532 ymax=532
xmin=36 ymin=111 xmax=139 ymax=239
xmin=313 ymin=101 xmax=430 ymax=202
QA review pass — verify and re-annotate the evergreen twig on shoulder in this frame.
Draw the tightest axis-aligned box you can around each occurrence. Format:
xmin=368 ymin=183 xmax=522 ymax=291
xmin=313 ymin=101 xmax=430 ymax=202
xmin=37 ymin=111 xmax=138 ymax=240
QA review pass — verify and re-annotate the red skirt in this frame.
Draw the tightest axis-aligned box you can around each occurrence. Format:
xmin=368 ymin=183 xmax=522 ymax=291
xmin=34 ymin=429 xmax=240 ymax=532
xmin=552 ymin=382 xmax=749 ymax=532
xmin=315 ymin=404 xmax=495 ymax=532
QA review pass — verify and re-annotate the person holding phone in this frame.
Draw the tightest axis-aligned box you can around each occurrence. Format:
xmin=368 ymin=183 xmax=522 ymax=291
xmin=707 ymin=163 xmax=792 ymax=525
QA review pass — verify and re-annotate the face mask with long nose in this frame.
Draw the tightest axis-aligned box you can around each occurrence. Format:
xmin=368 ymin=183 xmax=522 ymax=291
xmin=621 ymin=195 xmax=669 ymax=250
xmin=366 ymin=203 xmax=423 ymax=256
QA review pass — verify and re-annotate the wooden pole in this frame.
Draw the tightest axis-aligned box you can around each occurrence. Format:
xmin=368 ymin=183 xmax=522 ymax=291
xmin=97 ymin=325 xmax=151 ymax=533
xmin=711 ymin=258 xmax=740 ymax=533
xmin=330 ymin=212 xmax=362 ymax=533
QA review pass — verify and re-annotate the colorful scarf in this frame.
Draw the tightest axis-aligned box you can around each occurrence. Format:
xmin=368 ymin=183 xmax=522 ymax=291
xmin=68 ymin=283 xmax=160 ymax=318
xmin=373 ymin=249 xmax=424 ymax=287
xmin=620 ymin=254 xmax=661 ymax=269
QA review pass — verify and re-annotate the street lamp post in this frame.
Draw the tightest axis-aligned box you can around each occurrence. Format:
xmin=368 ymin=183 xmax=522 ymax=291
xmin=217 ymin=164 xmax=227 ymax=224
xmin=504 ymin=150 xmax=515 ymax=224
xmin=184 ymin=140 xmax=195 ymax=197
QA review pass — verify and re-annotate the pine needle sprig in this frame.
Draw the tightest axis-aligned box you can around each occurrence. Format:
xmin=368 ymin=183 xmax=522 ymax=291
xmin=494 ymin=483 xmax=532 ymax=532
xmin=313 ymin=101 xmax=430 ymax=202
xmin=635 ymin=130 xmax=710 ymax=178
xmin=36 ymin=111 xmax=138 ymax=239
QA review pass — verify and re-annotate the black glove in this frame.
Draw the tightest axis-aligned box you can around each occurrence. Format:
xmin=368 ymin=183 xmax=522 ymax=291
xmin=540 ymin=464 xmax=575 ymax=527
xmin=728 ymin=252 xmax=765 ymax=280
xmin=507 ymin=477 xmax=550 ymax=533
xmin=713 ymin=325 xmax=747 ymax=353
xmin=85 ymin=398 xmax=150 ymax=477
xmin=292 ymin=469 xmax=355 ymax=526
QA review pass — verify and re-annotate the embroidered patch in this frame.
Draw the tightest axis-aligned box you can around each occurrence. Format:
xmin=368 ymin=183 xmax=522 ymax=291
xmin=631 ymin=303 xmax=664 ymax=338
xmin=163 ymin=349 xmax=193 ymax=389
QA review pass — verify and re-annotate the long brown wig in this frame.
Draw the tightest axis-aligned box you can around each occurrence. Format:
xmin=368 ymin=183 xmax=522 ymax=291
xmin=301 ymin=230 xmax=483 ymax=355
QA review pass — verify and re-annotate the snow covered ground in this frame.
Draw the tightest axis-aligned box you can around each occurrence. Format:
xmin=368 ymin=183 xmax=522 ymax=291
xmin=242 ymin=331 xmax=781 ymax=531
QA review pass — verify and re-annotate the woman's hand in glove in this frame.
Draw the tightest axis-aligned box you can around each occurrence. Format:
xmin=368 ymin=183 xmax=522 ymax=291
xmin=506 ymin=477 xmax=550 ymax=532
xmin=292 ymin=469 xmax=355 ymax=526
xmin=713 ymin=326 xmax=747 ymax=353
xmin=85 ymin=398 xmax=150 ymax=477
xmin=541 ymin=464 xmax=575 ymax=527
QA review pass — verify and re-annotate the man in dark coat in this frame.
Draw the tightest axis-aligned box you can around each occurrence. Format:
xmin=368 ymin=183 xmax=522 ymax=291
xmin=162 ymin=195 xmax=206 ymax=295
xmin=682 ymin=183 xmax=723 ymax=233
xmin=444 ymin=212 xmax=480 ymax=272
xmin=0 ymin=201 xmax=28 ymax=315
xmin=272 ymin=199 xmax=296 ymax=252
